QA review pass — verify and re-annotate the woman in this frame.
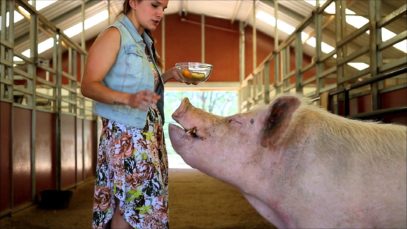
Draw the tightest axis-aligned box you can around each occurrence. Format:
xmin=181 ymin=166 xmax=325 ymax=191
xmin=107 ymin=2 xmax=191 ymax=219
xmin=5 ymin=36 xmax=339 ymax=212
xmin=81 ymin=0 xmax=183 ymax=228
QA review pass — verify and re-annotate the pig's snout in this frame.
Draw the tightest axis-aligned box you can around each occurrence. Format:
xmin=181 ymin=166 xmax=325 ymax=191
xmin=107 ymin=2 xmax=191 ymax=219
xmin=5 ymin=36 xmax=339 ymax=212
xmin=171 ymin=98 xmax=205 ymax=139
xmin=172 ymin=97 xmax=192 ymax=121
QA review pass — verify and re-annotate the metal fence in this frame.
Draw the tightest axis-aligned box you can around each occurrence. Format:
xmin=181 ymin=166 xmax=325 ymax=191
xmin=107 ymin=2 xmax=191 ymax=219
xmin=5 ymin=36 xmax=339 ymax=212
xmin=0 ymin=0 xmax=93 ymax=119
xmin=239 ymin=0 xmax=407 ymax=118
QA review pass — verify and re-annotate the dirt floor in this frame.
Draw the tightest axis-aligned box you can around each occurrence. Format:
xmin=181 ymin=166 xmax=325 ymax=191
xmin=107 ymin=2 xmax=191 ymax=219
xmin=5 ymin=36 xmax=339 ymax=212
xmin=0 ymin=169 xmax=276 ymax=229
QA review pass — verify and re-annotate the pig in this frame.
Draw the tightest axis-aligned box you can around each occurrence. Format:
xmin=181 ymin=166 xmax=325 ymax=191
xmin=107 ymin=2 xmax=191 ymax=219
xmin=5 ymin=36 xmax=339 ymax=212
xmin=168 ymin=94 xmax=407 ymax=229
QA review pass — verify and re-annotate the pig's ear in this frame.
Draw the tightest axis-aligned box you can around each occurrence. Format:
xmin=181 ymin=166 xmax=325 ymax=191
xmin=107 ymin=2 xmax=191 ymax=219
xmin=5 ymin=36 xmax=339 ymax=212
xmin=261 ymin=95 xmax=301 ymax=148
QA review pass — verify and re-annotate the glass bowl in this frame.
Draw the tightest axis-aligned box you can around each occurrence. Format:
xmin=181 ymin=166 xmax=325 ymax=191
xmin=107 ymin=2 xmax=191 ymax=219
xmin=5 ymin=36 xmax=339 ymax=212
xmin=175 ymin=62 xmax=213 ymax=83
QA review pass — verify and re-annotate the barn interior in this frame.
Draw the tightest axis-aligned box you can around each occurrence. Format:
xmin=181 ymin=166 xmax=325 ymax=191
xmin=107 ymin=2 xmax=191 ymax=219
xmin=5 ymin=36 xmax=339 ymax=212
xmin=0 ymin=0 xmax=406 ymax=228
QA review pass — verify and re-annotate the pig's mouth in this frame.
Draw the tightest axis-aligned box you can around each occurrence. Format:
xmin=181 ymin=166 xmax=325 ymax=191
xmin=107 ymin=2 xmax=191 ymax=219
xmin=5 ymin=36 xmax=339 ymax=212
xmin=169 ymin=97 xmax=205 ymax=142
xmin=184 ymin=126 xmax=199 ymax=138
xmin=169 ymin=123 xmax=203 ymax=141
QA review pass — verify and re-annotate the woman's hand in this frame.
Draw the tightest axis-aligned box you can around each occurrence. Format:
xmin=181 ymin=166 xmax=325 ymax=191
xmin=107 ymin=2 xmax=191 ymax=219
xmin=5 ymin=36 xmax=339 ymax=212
xmin=127 ymin=90 xmax=161 ymax=111
xmin=161 ymin=67 xmax=197 ymax=85
xmin=162 ymin=67 xmax=198 ymax=85
xmin=162 ymin=66 xmax=183 ymax=82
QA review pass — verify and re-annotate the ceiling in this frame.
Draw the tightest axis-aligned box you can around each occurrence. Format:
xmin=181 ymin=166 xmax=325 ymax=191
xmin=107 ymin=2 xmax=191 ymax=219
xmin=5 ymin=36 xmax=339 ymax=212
xmin=108 ymin=0 xmax=315 ymax=42
xmin=10 ymin=0 xmax=406 ymax=65
xmin=12 ymin=0 xmax=312 ymax=55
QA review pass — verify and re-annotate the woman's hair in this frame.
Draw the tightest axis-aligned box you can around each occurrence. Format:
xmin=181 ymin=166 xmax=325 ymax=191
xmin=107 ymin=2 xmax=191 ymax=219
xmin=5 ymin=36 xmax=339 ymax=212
xmin=121 ymin=0 xmax=138 ymax=15
xmin=145 ymin=30 xmax=163 ymax=69
xmin=121 ymin=0 xmax=163 ymax=69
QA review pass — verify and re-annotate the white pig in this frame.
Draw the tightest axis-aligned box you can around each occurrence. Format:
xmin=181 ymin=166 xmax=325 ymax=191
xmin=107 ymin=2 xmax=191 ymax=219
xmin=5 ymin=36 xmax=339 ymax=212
xmin=168 ymin=94 xmax=407 ymax=228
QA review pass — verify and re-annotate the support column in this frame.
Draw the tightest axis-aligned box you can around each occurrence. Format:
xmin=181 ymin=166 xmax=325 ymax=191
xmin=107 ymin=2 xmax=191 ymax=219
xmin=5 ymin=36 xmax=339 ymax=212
xmin=369 ymin=0 xmax=381 ymax=111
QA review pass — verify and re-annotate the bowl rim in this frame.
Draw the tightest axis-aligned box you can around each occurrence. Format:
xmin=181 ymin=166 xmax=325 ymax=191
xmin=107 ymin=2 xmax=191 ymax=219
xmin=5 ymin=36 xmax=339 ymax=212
xmin=175 ymin=62 xmax=213 ymax=68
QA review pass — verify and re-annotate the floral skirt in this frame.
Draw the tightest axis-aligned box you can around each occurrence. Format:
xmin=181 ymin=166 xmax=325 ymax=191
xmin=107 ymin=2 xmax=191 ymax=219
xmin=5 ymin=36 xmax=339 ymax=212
xmin=92 ymin=108 xmax=169 ymax=229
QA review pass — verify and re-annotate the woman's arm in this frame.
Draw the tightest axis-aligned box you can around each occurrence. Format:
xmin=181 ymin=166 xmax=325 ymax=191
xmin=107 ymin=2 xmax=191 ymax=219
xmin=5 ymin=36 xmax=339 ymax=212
xmin=81 ymin=27 xmax=159 ymax=110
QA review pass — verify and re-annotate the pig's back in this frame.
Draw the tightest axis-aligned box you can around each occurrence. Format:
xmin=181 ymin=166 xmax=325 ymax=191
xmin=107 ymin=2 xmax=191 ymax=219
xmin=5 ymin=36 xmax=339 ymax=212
xmin=286 ymin=106 xmax=406 ymax=228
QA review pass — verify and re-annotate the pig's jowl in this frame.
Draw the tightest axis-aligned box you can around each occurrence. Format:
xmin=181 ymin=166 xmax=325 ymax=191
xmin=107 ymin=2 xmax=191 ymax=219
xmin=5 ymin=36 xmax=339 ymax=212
xmin=168 ymin=94 xmax=406 ymax=229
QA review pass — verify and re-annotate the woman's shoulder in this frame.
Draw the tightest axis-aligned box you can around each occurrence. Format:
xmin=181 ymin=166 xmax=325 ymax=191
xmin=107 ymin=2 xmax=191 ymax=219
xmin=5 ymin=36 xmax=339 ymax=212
xmin=96 ymin=18 xmax=125 ymax=42
xmin=88 ymin=27 xmax=121 ymax=57
xmin=94 ymin=27 xmax=121 ymax=46
xmin=102 ymin=26 xmax=121 ymax=39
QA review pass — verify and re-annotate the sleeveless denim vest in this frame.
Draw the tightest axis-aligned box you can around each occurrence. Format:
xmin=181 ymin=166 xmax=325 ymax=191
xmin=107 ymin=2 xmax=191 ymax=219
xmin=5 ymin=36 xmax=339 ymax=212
xmin=94 ymin=15 xmax=164 ymax=128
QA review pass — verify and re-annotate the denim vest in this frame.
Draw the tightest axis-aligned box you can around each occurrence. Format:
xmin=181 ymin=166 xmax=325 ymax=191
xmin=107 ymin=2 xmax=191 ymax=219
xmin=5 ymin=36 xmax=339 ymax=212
xmin=94 ymin=15 xmax=164 ymax=128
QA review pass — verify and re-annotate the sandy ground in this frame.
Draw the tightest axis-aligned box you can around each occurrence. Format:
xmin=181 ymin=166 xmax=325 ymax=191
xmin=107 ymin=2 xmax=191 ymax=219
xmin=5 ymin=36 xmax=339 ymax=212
xmin=0 ymin=169 xmax=275 ymax=229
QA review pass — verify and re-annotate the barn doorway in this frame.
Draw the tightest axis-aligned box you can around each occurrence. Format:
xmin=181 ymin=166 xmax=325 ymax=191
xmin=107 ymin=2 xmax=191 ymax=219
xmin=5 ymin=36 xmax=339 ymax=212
xmin=163 ymin=89 xmax=239 ymax=168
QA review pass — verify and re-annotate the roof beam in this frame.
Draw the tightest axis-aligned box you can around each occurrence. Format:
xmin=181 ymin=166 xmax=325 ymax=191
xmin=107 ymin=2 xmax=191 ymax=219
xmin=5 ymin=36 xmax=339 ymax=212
xmin=260 ymin=0 xmax=306 ymax=22
xmin=15 ymin=0 xmax=100 ymax=44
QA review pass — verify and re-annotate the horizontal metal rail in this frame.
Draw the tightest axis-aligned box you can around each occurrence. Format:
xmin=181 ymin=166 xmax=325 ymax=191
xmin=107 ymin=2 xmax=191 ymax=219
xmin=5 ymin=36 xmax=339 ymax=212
xmin=351 ymin=107 xmax=407 ymax=120
xmin=330 ymin=66 xmax=407 ymax=96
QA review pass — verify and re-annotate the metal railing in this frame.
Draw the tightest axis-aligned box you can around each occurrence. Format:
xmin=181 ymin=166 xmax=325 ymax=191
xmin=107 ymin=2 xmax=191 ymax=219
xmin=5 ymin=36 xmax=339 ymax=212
xmin=0 ymin=0 xmax=96 ymax=202
xmin=239 ymin=0 xmax=407 ymax=116
xmin=0 ymin=0 xmax=94 ymax=119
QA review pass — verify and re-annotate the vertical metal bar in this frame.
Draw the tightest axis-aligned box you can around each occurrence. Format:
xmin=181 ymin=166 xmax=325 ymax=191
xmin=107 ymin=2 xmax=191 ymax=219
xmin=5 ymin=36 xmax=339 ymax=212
xmin=252 ymin=0 xmax=257 ymax=72
xmin=264 ymin=60 xmax=270 ymax=104
xmin=72 ymin=48 xmax=78 ymax=184
xmin=287 ymin=47 xmax=290 ymax=91
xmin=295 ymin=32 xmax=303 ymax=93
xmin=341 ymin=0 xmax=350 ymax=118
xmin=107 ymin=0 xmax=111 ymax=24
xmin=29 ymin=9 xmax=38 ymax=202
xmin=238 ymin=21 xmax=245 ymax=112
xmin=281 ymin=47 xmax=286 ymax=90
xmin=2 ymin=0 xmax=15 ymax=211
xmin=369 ymin=0 xmax=380 ymax=111
xmin=8 ymin=0 xmax=14 ymax=102
xmin=56 ymin=31 xmax=62 ymax=191
xmin=239 ymin=21 xmax=245 ymax=83
xmin=274 ymin=0 xmax=279 ymax=49
xmin=335 ymin=0 xmax=346 ymax=114
xmin=335 ymin=0 xmax=346 ymax=84
xmin=68 ymin=47 xmax=72 ymax=112
xmin=315 ymin=0 xmax=323 ymax=96
xmin=274 ymin=55 xmax=280 ymax=94
xmin=274 ymin=0 xmax=280 ymax=94
xmin=52 ymin=33 xmax=58 ymax=112
xmin=80 ymin=11 xmax=86 ymax=180
xmin=344 ymin=90 xmax=350 ymax=116
xmin=0 ymin=0 xmax=5 ymax=100
xmin=201 ymin=14 xmax=205 ymax=63
xmin=80 ymin=0 xmax=86 ymax=146
xmin=0 ymin=0 xmax=5 ymax=38
xmin=81 ymin=0 xmax=85 ymax=51
xmin=281 ymin=48 xmax=285 ymax=90
xmin=9 ymin=0 xmax=15 ymax=99
xmin=73 ymin=49 xmax=77 ymax=115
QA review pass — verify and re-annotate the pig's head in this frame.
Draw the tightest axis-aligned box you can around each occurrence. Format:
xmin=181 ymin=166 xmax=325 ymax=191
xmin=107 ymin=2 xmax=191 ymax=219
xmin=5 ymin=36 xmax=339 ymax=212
xmin=168 ymin=95 xmax=302 ymax=188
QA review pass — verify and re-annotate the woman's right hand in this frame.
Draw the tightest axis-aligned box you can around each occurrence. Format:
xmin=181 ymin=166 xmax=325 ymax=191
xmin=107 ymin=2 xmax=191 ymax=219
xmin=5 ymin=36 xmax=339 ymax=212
xmin=126 ymin=90 xmax=161 ymax=111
